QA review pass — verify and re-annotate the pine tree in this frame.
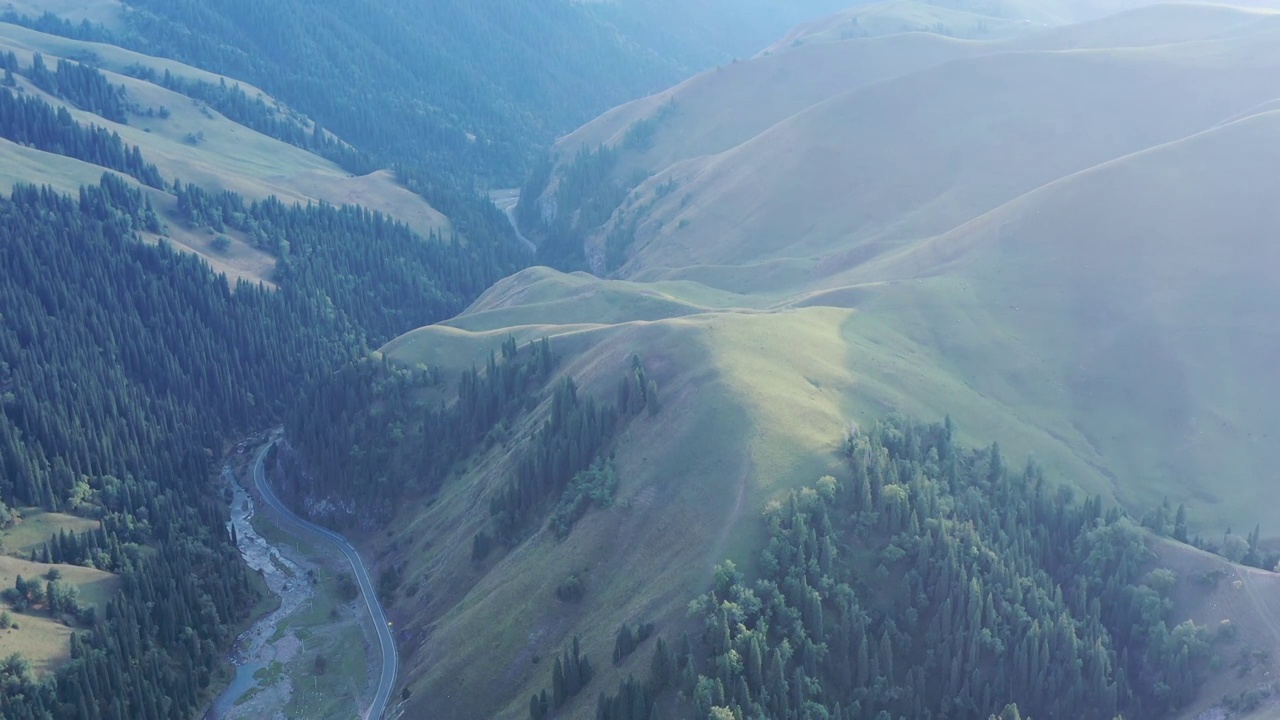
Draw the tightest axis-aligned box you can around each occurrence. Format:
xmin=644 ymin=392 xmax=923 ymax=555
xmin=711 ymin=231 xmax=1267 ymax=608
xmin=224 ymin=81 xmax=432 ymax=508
xmin=746 ymin=634 xmax=763 ymax=693
xmin=552 ymin=657 xmax=566 ymax=708
xmin=649 ymin=636 xmax=673 ymax=693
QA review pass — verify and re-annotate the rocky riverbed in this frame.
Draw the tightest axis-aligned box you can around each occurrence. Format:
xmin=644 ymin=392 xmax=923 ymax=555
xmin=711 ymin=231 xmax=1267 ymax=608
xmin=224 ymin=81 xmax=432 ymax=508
xmin=206 ymin=465 xmax=318 ymax=720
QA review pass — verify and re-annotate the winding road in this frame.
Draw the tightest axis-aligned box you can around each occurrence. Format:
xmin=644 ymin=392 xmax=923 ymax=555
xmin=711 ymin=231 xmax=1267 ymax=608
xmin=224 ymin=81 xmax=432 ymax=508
xmin=252 ymin=443 xmax=399 ymax=720
xmin=490 ymin=188 xmax=536 ymax=253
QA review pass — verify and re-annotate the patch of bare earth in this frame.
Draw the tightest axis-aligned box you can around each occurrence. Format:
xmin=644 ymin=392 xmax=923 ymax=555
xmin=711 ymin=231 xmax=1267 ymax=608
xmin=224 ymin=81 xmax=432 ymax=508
xmin=1154 ymin=539 xmax=1280 ymax=720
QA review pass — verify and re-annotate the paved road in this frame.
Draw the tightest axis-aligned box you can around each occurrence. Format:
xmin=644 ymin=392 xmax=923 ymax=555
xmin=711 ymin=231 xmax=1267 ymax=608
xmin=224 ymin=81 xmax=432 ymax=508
xmin=252 ymin=443 xmax=398 ymax=720
xmin=490 ymin=189 xmax=536 ymax=253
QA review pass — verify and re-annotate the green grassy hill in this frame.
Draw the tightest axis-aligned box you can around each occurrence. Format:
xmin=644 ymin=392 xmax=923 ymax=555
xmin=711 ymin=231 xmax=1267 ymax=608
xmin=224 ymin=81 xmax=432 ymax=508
xmin=0 ymin=20 xmax=454 ymax=285
xmin=591 ymin=35 xmax=1280 ymax=289
xmin=320 ymin=3 xmax=1280 ymax=717
xmin=832 ymin=106 xmax=1280 ymax=537
xmin=378 ymin=299 xmax=851 ymax=718
xmin=526 ymin=2 xmax=1280 ymax=274
xmin=549 ymin=31 xmax=983 ymax=189
xmin=554 ymin=14 xmax=1280 ymax=532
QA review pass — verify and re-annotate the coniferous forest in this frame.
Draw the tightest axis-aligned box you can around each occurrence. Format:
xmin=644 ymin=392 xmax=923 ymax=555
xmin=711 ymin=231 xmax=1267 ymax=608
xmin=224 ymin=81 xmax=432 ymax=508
xmin=0 ymin=7 xmax=548 ymax=713
xmin=281 ymin=341 xmax=652 ymax=546
xmin=282 ymin=337 xmax=557 ymax=525
xmin=0 ymin=45 xmax=526 ymax=713
xmin=0 ymin=163 xmax=519 ymax=716
xmin=587 ymin=418 xmax=1219 ymax=720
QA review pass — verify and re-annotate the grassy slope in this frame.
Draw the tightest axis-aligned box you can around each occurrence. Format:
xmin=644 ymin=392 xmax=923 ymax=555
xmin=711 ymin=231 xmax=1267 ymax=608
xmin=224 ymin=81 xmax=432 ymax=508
xmin=598 ymin=35 xmax=1280 ymax=291
xmin=0 ymin=556 xmax=120 ymax=674
xmin=378 ymin=256 xmax=1279 ymax=717
xmin=832 ymin=106 xmax=1280 ymax=536
xmin=0 ymin=512 xmax=122 ymax=678
xmin=0 ymin=509 xmax=99 ymax=557
xmin=768 ymin=0 xmax=1280 ymax=50
xmin=378 ymin=275 xmax=1150 ymax=717
xmin=548 ymin=32 xmax=984 ymax=201
xmin=556 ymin=0 xmax=1278 ymax=171
xmin=0 ymin=19 xmax=265 ymax=91
xmin=0 ymin=21 xmax=452 ymax=284
xmin=998 ymin=1 xmax=1280 ymax=50
xmin=383 ymin=306 xmax=854 ymax=718
xmin=768 ymin=0 xmax=1274 ymax=46
xmin=0 ymin=136 xmax=277 ymax=284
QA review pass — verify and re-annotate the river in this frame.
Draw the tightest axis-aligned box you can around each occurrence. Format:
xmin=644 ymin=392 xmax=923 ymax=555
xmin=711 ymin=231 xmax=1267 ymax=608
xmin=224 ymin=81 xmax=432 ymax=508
xmin=205 ymin=465 xmax=316 ymax=719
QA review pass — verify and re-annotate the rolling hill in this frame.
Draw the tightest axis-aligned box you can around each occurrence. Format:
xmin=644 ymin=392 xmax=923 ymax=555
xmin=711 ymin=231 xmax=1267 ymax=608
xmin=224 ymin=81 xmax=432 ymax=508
xmin=300 ymin=2 xmax=1280 ymax=718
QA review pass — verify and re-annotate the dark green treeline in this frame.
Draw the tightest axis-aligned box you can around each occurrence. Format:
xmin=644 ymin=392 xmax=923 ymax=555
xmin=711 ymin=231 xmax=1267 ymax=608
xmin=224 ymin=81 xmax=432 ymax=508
xmin=283 ymin=336 xmax=557 ymax=525
xmin=590 ymin=418 xmax=1215 ymax=720
xmin=0 ymin=69 xmax=164 ymax=188
xmin=26 ymin=53 xmax=129 ymax=124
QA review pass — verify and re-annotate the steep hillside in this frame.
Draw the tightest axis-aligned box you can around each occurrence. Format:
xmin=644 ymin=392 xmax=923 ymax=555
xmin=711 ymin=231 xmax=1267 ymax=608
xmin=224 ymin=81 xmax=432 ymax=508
xmin=522 ymin=30 xmax=988 ymax=267
xmin=270 ymin=3 xmax=1280 ymax=718
xmin=1156 ymin=538 xmax=1280 ymax=720
xmin=528 ymin=3 xmax=1280 ymax=277
xmin=302 ymin=281 xmax=1280 ymax=717
xmin=559 ymin=25 xmax=1280 ymax=531
xmin=825 ymin=107 xmax=1280 ymax=537
xmin=550 ymin=31 xmax=983 ymax=185
xmin=592 ymin=36 xmax=1280 ymax=287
